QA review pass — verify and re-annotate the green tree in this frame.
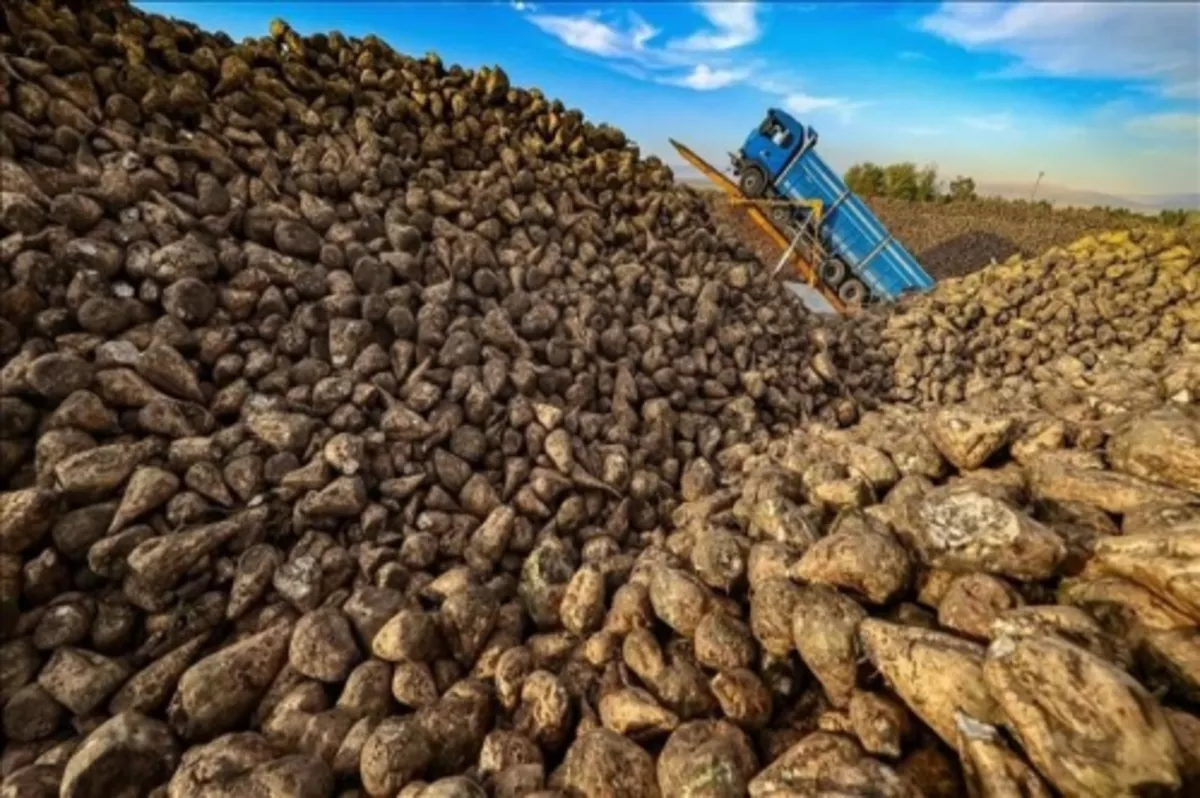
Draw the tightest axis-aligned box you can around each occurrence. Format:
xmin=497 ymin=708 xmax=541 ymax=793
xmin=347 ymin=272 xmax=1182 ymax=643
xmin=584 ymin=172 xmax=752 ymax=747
xmin=1160 ymin=208 xmax=1188 ymax=227
xmin=844 ymin=162 xmax=885 ymax=197
xmin=948 ymin=175 xmax=976 ymax=201
xmin=882 ymin=162 xmax=920 ymax=200
xmin=844 ymin=164 xmax=865 ymax=194
xmin=915 ymin=164 xmax=939 ymax=201
xmin=843 ymin=164 xmax=862 ymax=194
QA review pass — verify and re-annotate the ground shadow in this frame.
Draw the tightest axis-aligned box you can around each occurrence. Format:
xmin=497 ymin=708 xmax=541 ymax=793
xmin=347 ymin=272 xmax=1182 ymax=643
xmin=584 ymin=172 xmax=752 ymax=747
xmin=917 ymin=230 xmax=1025 ymax=279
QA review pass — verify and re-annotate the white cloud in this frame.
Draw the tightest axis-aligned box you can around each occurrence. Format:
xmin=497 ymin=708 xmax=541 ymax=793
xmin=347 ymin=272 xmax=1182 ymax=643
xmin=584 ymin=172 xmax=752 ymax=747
xmin=669 ymin=2 xmax=761 ymax=52
xmin=901 ymin=125 xmax=942 ymax=137
xmin=525 ymin=5 xmax=760 ymax=91
xmin=919 ymin=2 xmax=1200 ymax=99
xmin=661 ymin=64 xmax=751 ymax=91
xmin=1127 ymin=112 xmax=1200 ymax=135
xmin=783 ymin=93 xmax=866 ymax=123
xmin=962 ymin=113 xmax=1013 ymax=132
xmin=784 ymin=93 xmax=847 ymax=114
xmin=1163 ymin=79 xmax=1200 ymax=100
xmin=527 ymin=12 xmax=657 ymax=58
xmin=631 ymin=17 xmax=658 ymax=50
xmin=898 ymin=50 xmax=930 ymax=61
xmin=510 ymin=1 xmax=536 ymax=11
xmin=750 ymin=74 xmax=795 ymax=96
xmin=745 ymin=73 xmax=867 ymax=125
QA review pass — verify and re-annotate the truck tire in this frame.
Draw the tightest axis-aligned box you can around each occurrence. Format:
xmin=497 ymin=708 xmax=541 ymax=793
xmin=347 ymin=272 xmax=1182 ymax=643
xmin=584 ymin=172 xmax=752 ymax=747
xmin=820 ymin=258 xmax=847 ymax=287
xmin=739 ymin=166 xmax=767 ymax=198
xmin=838 ymin=278 xmax=867 ymax=306
xmin=769 ymin=204 xmax=791 ymax=227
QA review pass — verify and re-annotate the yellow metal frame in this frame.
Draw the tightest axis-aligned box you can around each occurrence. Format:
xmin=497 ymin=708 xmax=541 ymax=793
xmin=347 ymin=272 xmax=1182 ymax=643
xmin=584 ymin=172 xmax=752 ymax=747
xmin=670 ymin=139 xmax=847 ymax=315
xmin=728 ymin=196 xmax=824 ymax=229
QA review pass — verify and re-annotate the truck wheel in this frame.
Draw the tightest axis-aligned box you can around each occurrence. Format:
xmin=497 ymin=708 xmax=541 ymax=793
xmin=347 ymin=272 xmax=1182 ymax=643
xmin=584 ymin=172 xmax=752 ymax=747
xmin=820 ymin=258 xmax=847 ymax=287
xmin=769 ymin=204 xmax=791 ymax=227
xmin=838 ymin=278 xmax=867 ymax=305
xmin=739 ymin=166 xmax=767 ymax=198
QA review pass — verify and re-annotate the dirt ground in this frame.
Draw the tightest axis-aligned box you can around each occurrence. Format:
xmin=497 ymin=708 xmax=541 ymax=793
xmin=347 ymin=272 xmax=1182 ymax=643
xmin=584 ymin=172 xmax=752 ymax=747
xmin=702 ymin=191 xmax=1197 ymax=280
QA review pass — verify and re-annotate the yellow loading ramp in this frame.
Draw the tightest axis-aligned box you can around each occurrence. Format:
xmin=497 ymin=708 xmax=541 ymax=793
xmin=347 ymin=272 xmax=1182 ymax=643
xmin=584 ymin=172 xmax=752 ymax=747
xmin=669 ymin=138 xmax=849 ymax=316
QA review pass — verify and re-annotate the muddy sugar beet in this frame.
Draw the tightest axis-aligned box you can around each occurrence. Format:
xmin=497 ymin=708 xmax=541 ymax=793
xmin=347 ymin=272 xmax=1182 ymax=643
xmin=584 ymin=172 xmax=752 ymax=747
xmin=2 ymin=1 xmax=1200 ymax=796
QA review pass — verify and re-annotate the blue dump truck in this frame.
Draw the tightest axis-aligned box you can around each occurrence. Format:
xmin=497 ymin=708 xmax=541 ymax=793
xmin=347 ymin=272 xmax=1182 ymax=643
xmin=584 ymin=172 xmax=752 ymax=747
xmin=731 ymin=108 xmax=935 ymax=305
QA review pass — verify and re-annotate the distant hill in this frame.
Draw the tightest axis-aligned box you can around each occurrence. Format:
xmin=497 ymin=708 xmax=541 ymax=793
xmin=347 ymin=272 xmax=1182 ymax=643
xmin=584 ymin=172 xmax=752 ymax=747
xmin=1145 ymin=192 xmax=1200 ymax=210
xmin=974 ymin=182 xmax=1199 ymax=212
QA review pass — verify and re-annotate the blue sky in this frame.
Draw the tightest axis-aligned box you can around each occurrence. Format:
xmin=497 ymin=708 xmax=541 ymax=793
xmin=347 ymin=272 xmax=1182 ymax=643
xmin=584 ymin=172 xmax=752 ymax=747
xmin=139 ymin=1 xmax=1199 ymax=198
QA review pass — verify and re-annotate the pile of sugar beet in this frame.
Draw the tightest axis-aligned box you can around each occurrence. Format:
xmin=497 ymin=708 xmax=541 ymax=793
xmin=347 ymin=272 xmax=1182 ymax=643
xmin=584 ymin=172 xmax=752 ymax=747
xmin=872 ymin=228 xmax=1200 ymax=407
xmin=1 ymin=1 xmax=1199 ymax=797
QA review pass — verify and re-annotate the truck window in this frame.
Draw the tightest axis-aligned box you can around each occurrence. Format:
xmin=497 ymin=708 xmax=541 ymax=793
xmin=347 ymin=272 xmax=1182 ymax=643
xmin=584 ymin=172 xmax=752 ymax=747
xmin=758 ymin=118 xmax=793 ymax=149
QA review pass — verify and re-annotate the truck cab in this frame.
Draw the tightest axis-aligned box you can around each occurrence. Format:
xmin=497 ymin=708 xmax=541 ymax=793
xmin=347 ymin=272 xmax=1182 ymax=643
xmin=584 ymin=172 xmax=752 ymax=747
xmin=734 ymin=108 xmax=814 ymax=197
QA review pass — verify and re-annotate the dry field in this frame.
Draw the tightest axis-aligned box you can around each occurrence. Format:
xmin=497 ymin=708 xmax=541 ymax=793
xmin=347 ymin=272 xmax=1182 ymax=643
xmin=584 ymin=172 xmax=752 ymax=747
xmin=704 ymin=190 xmax=1199 ymax=280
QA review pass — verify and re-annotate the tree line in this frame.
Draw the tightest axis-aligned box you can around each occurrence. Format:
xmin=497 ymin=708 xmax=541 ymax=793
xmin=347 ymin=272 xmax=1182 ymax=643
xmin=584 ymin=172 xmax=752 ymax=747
xmin=843 ymin=161 xmax=1194 ymax=226
xmin=843 ymin=162 xmax=977 ymax=202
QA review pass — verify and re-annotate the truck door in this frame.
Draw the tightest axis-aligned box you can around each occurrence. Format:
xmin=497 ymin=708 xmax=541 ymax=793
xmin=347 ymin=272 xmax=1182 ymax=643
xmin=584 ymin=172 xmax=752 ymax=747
xmin=751 ymin=116 xmax=797 ymax=182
